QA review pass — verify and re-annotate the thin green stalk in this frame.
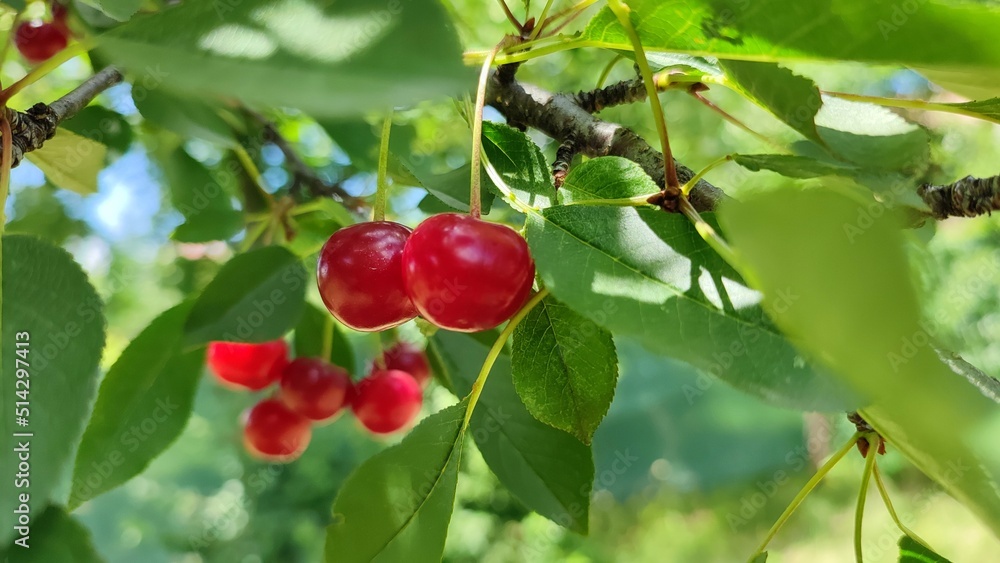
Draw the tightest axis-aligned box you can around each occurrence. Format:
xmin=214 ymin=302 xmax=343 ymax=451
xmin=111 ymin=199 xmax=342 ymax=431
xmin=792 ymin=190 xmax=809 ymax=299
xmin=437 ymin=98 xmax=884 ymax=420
xmin=679 ymin=197 xmax=741 ymax=272
xmin=606 ymin=0 xmax=678 ymax=188
xmin=482 ymin=152 xmax=533 ymax=214
xmin=492 ymin=37 xmax=593 ymax=65
xmin=463 ymin=288 xmax=549 ymax=428
xmin=542 ymin=0 xmax=601 ymax=32
xmin=749 ymin=432 xmax=861 ymax=562
xmin=240 ymin=218 xmax=271 ymax=251
xmin=567 ymin=193 xmax=658 ymax=207
xmin=596 ymin=53 xmax=625 ymax=88
xmin=233 ymin=145 xmax=276 ymax=208
xmin=681 ymin=154 xmax=733 ymax=196
xmin=321 ymin=315 xmax=335 ymax=362
xmin=470 ymin=41 xmax=507 ymax=218
xmin=855 ymin=438 xmax=878 ymax=563
xmin=1 ymin=40 xmax=92 ymax=103
xmin=495 ymin=0 xmax=522 ymax=31
xmin=528 ymin=0 xmax=555 ymax=40
xmin=872 ymin=463 xmax=936 ymax=552
xmin=825 ymin=91 xmax=1000 ymax=125
xmin=373 ymin=113 xmax=392 ymax=221
xmin=690 ymin=93 xmax=786 ymax=150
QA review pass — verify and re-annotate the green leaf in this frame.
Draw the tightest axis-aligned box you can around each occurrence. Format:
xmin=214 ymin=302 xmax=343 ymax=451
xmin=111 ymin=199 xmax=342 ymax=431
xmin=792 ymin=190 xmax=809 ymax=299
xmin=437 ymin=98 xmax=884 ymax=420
xmin=134 ymin=89 xmax=236 ymax=147
xmin=899 ymin=535 xmax=951 ymax=563
xmin=69 ymin=302 xmax=204 ymax=509
xmin=161 ymin=149 xmax=244 ymax=243
xmin=325 ymin=400 xmax=467 ymax=563
xmin=60 ymin=106 xmax=134 ymax=154
xmin=750 ymin=553 xmax=768 ymax=563
xmin=82 ymin=0 xmax=144 ymax=21
xmin=938 ymin=98 xmax=1000 ymax=125
xmin=293 ymin=303 xmax=356 ymax=375
xmin=525 ymin=205 xmax=853 ymax=411
xmin=5 ymin=185 xmax=88 ymax=244
xmin=183 ymin=245 xmax=306 ymax=345
xmin=720 ymin=61 xmax=823 ymax=144
xmin=918 ymin=67 xmax=1000 ymax=101
xmin=482 ymin=122 xmax=556 ymax=209
xmin=26 ymin=129 xmax=107 ymax=195
xmin=511 ymin=295 xmax=618 ymax=444
xmin=0 ymin=505 xmax=104 ymax=562
xmin=286 ymin=200 xmax=356 ymax=257
xmin=100 ymin=0 xmax=471 ymax=118
xmin=430 ymin=331 xmax=594 ymax=534
xmin=719 ymin=185 xmax=1000 ymax=537
xmin=0 ymin=235 xmax=105 ymax=545
xmin=581 ymin=0 xmax=1000 ymax=76
xmin=806 ymin=97 xmax=929 ymax=173
xmin=558 ymin=156 xmax=658 ymax=204
xmin=733 ymin=154 xmax=859 ymax=179
xmin=409 ymin=164 xmax=496 ymax=214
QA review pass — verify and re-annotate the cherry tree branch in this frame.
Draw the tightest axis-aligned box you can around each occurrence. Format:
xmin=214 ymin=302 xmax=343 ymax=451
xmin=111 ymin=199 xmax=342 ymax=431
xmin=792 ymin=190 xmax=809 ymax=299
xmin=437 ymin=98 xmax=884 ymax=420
xmin=4 ymin=65 xmax=123 ymax=167
xmin=919 ymin=174 xmax=1000 ymax=219
xmin=485 ymin=70 xmax=727 ymax=212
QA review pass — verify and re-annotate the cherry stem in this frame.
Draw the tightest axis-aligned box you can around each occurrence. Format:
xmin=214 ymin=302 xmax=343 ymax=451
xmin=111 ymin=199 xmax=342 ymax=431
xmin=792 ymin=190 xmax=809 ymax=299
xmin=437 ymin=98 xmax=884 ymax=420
xmin=0 ymin=40 xmax=91 ymax=105
xmin=872 ymin=463 xmax=937 ymax=553
xmin=681 ymin=154 xmax=733 ymax=197
xmin=233 ymin=145 xmax=276 ymax=209
xmin=528 ymin=0 xmax=555 ymax=40
xmin=373 ymin=113 xmax=392 ymax=222
xmin=678 ymin=197 xmax=742 ymax=272
xmin=596 ymin=54 xmax=625 ymax=89
xmin=749 ymin=431 xmax=862 ymax=561
xmin=321 ymin=315 xmax=334 ymax=362
xmin=606 ymin=0 xmax=679 ymax=189
xmin=463 ymin=288 xmax=549 ymax=429
xmin=482 ymin=151 xmax=533 ymax=214
xmin=854 ymin=433 xmax=878 ymax=563
xmin=495 ymin=0 xmax=523 ymax=32
xmin=541 ymin=0 xmax=600 ymax=35
xmin=470 ymin=40 xmax=508 ymax=219
xmin=690 ymin=92 xmax=787 ymax=151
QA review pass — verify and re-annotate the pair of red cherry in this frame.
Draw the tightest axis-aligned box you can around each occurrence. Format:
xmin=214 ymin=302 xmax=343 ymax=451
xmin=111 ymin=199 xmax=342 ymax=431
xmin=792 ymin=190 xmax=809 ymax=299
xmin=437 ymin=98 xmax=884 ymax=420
xmin=207 ymin=339 xmax=430 ymax=462
xmin=13 ymin=2 xmax=70 ymax=64
xmin=317 ymin=213 xmax=536 ymax=333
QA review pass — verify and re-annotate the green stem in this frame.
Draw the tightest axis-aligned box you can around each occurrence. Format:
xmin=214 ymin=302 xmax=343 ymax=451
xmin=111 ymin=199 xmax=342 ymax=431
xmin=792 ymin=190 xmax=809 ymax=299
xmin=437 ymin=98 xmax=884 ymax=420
xmin=240 ymin=218 xmax=271 ymax=252
xmin=1 ymin=40 xmax=92 ymax=104
xmin=606 ymin=0 xmax=678 ymax=189
xmin=542 ymin=0 xmax=601 ymax=33
xmin=470 ymin=41 xmax=507 ymax=219
xmin=321 ymin=315 xmax=335 ymax=362
xmin=596 ymin=54 xmax=625 ymax=88
xmin=482 ymin=152 xmax=533 ymax=214
xmin=825 ymin=91 xmax=1000 ymax=125
xmin=529 ymin=0 xmax=555 ymax=40
xmin=681 ymin=154 xmax=733 ymax=197
xmin=491 ymin=37 xmax=592 ymax=65
xmin=463 ymin=288 xmax=549 ymax=428
xmin=373 ymin=113 xmax=392 ymax=222
xmin=872 ymin=463 xmax=936 ymax=553
xmin=690 ymin=93 xmax=787 ymax=150
xmin=495 ymin=0 xmax=522 ymax=31
xmin=679 ymin=197 xmax=741 ymax=271
xmin=749 ymin=432 xmax=861 ymax=561
xmin=233 ymin=145 xmax=276 ymax=209
xmin=855 ymin=437 xmax=878 ymax=563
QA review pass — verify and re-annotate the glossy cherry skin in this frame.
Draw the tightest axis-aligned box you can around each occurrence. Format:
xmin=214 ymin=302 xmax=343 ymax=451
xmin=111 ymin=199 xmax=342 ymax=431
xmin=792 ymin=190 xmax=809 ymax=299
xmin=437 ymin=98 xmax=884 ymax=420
xmin=243 ymin=398 xmax=312 ymax=462
xmin=351 ymin=370 xmax=423 ymax=434
xmin=317 ymin=222 xmax=417 ymax=332
xmin=207 ymin=340 xmax=289 ymax=391
xmin=279 ymin=358 xmax=353 ymax=421
xmin=402 ymin=213 xmax=535 ymax=332
xmin=378 ymin=342 xmax=431 ymax=386
xmin=14 ymin=21 xmax=68 ymax=64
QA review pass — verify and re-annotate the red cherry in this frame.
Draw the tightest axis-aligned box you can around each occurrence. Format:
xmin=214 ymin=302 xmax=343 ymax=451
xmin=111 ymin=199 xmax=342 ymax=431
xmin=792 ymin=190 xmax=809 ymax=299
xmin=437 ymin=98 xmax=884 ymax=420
xmin=207 ymin=340 xmax=289 ymax=391
xmin=14 ymin=21 xmax=68 ymax=64
xmin=351 ymin=370 xmax=423 ymax=434
xmin=402 ymin=213 xmax=535 ymax=332
xmin=279 ymin=357 xmax=352 ymax=421
xmin=378 ymin=342 xmax=431 ymax=386
xmin=242 ymin=398 xmax=311 ymax=461
xmin=317 ymin=221 xmax=417 ymax=332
